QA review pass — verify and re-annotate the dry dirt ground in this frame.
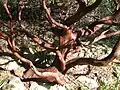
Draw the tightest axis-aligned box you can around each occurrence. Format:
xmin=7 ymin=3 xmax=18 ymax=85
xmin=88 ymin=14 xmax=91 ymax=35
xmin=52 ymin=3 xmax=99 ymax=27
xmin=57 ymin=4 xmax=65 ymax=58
xmin=0 ymin=42 xmax=120 ymax=90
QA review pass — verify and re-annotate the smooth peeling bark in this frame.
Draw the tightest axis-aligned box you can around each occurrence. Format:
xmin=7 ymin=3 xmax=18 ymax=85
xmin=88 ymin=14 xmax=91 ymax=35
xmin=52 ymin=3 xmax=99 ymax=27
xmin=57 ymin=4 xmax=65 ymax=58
xmin=23 ymin=66 xmax=64 ymax=85
xmin=65 ymin=37 xmax=120 ymax=72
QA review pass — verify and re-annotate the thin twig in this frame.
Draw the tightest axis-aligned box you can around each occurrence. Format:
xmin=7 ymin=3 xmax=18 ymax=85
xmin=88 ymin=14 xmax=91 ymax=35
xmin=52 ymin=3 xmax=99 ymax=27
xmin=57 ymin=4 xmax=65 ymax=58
xmin=18 ymin=0 xmax=25 ymax=21
xmin=93 ymin=30 xmax=120 ymax=43
xmin=42 ymin=0 xmax=69 ymax=30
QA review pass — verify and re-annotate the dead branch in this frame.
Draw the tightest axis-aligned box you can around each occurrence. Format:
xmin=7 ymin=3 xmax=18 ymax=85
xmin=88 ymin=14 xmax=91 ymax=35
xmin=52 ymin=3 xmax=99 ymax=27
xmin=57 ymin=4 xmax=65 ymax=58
xmin=0 ymin=29 xmax=64 ymax=85
xmin=65 ymin=0 xmax=102 ymax=26
xmin=42 ymin=0 xmax=69 ymax=30
xmin=93 ymin=30 xmax=120 ymax=43
xmin=20 ymin=24 xmax=55 ymax=50
xmin=13 ymin=51 xmax=64 ymax=85
xmin=1 ymin=0 xmax=120 ymax=85
xmin=0 ymin=31 xmax=64 ymax=85
xmin=1 ymin=1 xmax=65 ymax=85
xmin=0 ymin=32 xmax=7 ymax=38
xmin=77 ymin=8 xmax=120 ymax=42
xmin=88 ymin=8 xmax=120 ymax=30
xmin=18 ymin=0 xmax=24 ymax=21
xmin=3 ymin=0 xmax=12 ymax=20
xmin=56 ymin=50 xmax=66 ymax=71
xmin=65 ymin=37 xmax=120 ymax=73
xmin=0 ymin=20 xmax=8 ymax=27
xmin=3 ymin=1 xmax=17 ymax=51
xmin=23 ymin=66 xmax=64 ymax=84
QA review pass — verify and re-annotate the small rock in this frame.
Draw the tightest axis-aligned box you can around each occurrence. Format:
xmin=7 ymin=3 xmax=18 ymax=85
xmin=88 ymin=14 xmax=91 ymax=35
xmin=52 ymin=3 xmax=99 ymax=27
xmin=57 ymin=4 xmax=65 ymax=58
xmin=49 ymin=85 xmax=66 ymax=90
xmin=30 ymin=82 xmax=48 ymax=90
xmin=67 ymin=65 xmax=89 ymax=75
xmin=6 ymin=61 xmax=18 ymax=71
xmin=9 ymin=76 xmax=26 ymax=90
xmin=0 ymin=56 xmax=19 ymax=70
xmin=77 ymin=76 xmax=99 ymax=90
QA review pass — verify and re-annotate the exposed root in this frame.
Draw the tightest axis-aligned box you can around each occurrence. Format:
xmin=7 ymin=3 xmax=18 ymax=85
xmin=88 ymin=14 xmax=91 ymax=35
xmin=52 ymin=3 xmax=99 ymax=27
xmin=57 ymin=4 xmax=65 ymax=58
xmin=23 ymin=67 xmax=64 ymax=85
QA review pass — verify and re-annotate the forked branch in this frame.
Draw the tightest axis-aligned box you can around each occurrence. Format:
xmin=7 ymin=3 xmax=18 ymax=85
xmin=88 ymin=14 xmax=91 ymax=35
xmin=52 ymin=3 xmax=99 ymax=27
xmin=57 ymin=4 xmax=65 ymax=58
xmin=89 ymin=8 xmax=120 ymax=30
xmin=65 ymin=37 xmax=120 ymax=73
xmin=65 ymin=0 xmax=102 ymax=26
xmin=20 ymin=24 xmax=55 ymax=50
xmin=42 ymin=0 xmax=69 ymax=30
xmin=13 ymin=51 xmax=64 ymax=85
xmin=0 ymin=24 xmax=65 ymax=85
xmin=93 ymin=30 xmax=120 ymax=43
xmin=1 ymin=1 xmax=65 ymax=85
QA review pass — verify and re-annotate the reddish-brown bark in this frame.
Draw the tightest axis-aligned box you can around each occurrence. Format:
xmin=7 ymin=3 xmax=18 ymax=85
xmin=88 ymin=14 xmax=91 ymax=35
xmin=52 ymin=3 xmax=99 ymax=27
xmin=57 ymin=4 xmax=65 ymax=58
xmin=0 ymin=0 xmax=120 ymax=85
